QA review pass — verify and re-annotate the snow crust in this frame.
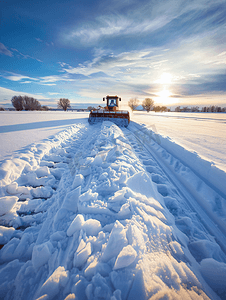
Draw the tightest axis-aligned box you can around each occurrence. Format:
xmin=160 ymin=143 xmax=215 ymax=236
xmin=0 ymin=112 xmax=225 ymax=299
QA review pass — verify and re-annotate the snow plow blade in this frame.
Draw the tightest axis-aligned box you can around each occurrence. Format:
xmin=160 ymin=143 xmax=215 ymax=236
xmin=88 ymin=110 xmax=130 ymax=127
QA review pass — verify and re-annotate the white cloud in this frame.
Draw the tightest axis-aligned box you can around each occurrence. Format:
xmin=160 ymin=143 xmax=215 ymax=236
xmin=40 ymin=74 xmax=76 ymax=83
xmin=0 ymin=43 xmax=13 ymax=57
xmin=0 ymin=87 xmax=51 ymax=104
xmin=3 ymin=72 xmax=38 ymax=82
xmin=62 ymin=13 xmax=172 ymax=46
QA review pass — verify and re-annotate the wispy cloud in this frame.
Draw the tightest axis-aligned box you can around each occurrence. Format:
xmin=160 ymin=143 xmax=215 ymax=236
xmin=48 ymin=92 xmax=60 ymax=95
xmin=0 ymin=43 xmax=13 ymax=57
xmin=2 ymin=72 xmax=38 ymax=82
xmin=11 ymin=48 xmax=42 ymax=62
xmin=61 ymin=14 xmax=171 ymax=46
xmin=60 ymin=0 xmax=226 ymax=47
xmin=35 ymin=37 xmax=54 ymax=47
xmin=0 ymin=86 xmax=50 ymax=102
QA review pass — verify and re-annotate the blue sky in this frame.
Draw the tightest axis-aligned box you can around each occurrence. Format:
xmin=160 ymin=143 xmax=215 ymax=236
xmin=1 ymin=0 xmax=226 ymax=109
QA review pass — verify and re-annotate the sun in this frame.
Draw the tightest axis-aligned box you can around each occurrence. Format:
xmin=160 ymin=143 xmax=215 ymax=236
xmin=154 ymin=89 xmax=173 ymax=105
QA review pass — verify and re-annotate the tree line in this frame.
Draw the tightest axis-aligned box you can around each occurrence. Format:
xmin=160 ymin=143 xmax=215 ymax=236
xmin=175 ymin=105 xmax=226 ymax=112
xmin=10 ymin=96 xmax=71 ymax=111
xmin=128 ymin=98 xmax=169 ymax=112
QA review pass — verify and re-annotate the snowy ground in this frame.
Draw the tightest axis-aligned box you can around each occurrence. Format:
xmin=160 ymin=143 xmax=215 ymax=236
xmin=0 ymin=111 xmax=226 ymax=300
xmin=0 ymin=111 xmax=88 ymax=160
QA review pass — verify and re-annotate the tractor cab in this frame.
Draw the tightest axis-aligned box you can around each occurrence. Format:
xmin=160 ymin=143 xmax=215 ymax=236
xmin=103 ymin=95 xmax=121 ymax=111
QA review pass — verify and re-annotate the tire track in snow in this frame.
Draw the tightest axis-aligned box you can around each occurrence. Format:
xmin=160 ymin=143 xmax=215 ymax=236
xmin=124 ymin=123 xmax=226 ymax=257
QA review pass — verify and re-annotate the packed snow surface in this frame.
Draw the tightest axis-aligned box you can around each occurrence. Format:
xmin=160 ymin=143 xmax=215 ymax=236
xmin=0 ymin=111 xmax=226 ymax=300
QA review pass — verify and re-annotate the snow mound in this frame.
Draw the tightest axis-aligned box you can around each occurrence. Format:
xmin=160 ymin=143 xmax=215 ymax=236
xmin=0 ymin=196 xmax=18 ymax=216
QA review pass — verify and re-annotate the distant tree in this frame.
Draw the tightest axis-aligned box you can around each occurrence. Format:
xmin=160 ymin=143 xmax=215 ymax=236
xmin=87 ymin=106 xmax=95 ymax=111
xmin=181 ymin=106 xmax=190 ymax=112
xmin=23 ymin=96 xmax=41 ymax=110
xmin=142 ymin=98 xmax=154 ymax=112
xmin=58 ymin=98 xmax=71 ymax=111
xmin=11 ymin=95 xmax=41 ymax=111
xmin=210 ymin=105 xmax=215 ymax=112
xmin=128 ymin=98 xmax=139 ymax=111
xmin=161 ymin=106 xmax=168 ymax=112
xmin=216 ymin=106 xmax=222 ymax=112
xmin=191 ymin=106 xmax=199 ymax=112
xmin=11 ymin=95 xmax=24 ymax=111
xmin=0 ymin=107 xmax=5 ymax=111
xmin=201 ymin=107 xmax=207 ymax=112
xmin=153 ymin=106 xmax=160 ymax=112
xmin=175 ymin=106 xmax=181 ymax=112
xmin=42 ymin=105 xmax=49 ymax=111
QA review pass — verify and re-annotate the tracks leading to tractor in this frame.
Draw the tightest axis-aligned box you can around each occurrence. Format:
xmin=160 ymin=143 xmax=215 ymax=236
xmin=124 ymin=123 xmax=226 ymax=257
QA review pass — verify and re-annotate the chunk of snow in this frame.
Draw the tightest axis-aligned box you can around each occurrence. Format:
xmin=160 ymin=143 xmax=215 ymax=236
xmin=0 ymin=196 xmax=18 ymax=216
xmin=118 ymin=202 xmax=131 ymax=217
xmin=35 ymin=166 xmax=50 ymax=178
xmin=73 ymin=242 xmax=92 ymax=268
xmin=189 ymin=240 xmax=223 ymax=262
xmin=91 ymin=273 xmax=112 ymax=299
xmin=6 ymin=182 xmax=18 ymax=194
xmin=84 ymin=258 xmax=111 ymax=278
xmin=50 ymin=231 xmax=66 ymax=242
xmin=0 ymin=226 xmax=15 ymax=244
xmin=80 ymin=165 xmax=92 ymax=176
xmin=18 ymin=199 xmax=43 ymax=213
xmin=32 ymin=241 xmax=53 ymax=270
xmin=0 ymin=158 xmax=28 ymax=186
xmin=110 ymin=270 xmax=133 ymax=300
xmin=200 ymin=258 xmax=226 ymax=295
xmin=79 ymin=189 xmax=98 ymax=203
xmin=32 ymin=186 xmax=53 ymax=199
xmin=113 ymin=245 xmax=137 ymax=270
xmin=72 ymin=174 xmax=84 ymax=189
xmin=50 ymin=168 xmax=65 ymax=179
xmin=109 ymin=189 xmax=126 ymax=203
xmin=67 ymin=214 xmax=85 ymax=236
xmin=62 ymin=186 xmax=81 ymax=213
xmin=83 ymin=219 xmax=101 ymax=236
xmin=98 ymin=172 xmax=108 ymax=181
xmin=101 ymin=220 xmax=128 ymax=263
xmin=126 ymin=171 xmax=157 ymax=199
xmin=36 ymin=266 xmax=69 ymax=299
xmin=92 ymin=154 xmax=104 ymax=166
xmin=71 ymin=277 xmax=87 ymax=299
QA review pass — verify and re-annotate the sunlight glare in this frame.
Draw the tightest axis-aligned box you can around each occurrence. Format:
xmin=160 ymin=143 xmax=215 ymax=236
xmin=155 ymin=89 xmax=173 ymax=105
xmin=158 ymin=73 xmax=172 ymax=84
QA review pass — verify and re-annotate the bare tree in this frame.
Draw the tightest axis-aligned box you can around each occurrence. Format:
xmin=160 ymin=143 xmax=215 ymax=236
xmin=23 ymin=96 xmax=41 ymax=110
xmin=128 ymin=98 xmax=139 ymax=111
xmin=87 ymin=106 xmax=95 ymax=111
xmin=142 ymin=98 xmax=154 ymax=112
xmin=11 ymin=95 xmax=41 ymax=111
xmin=58 ymin=98 xmax=71 ymax=111
xmin=11 ymin=95 xmax=24 ymax=111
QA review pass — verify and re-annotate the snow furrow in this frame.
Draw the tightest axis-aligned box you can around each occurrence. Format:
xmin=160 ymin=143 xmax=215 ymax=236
xmin=126 ymin=123 xmax=226 ymax=253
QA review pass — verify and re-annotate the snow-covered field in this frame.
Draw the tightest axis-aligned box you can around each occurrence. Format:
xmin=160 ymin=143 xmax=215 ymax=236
xmin=0 ymin=111 xmax=226 ymax=300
